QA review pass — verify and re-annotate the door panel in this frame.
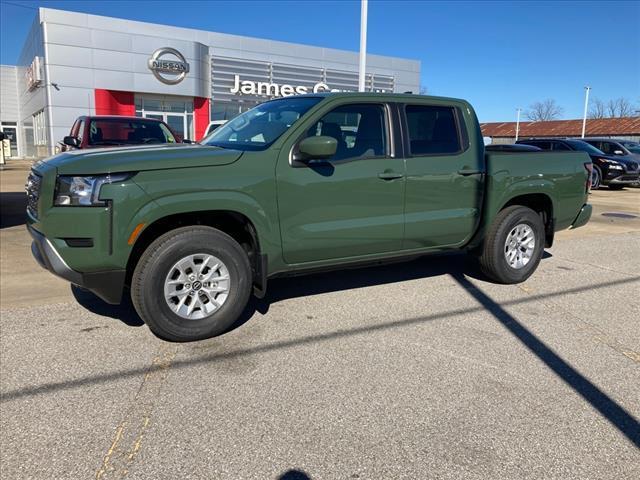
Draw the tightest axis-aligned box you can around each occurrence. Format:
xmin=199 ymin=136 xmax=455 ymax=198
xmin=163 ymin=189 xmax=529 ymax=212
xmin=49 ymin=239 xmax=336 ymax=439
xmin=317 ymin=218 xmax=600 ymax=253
xmin=276 ymin=102 xmax=405 ymax=264
xmin=402 ymin=104 xmax=483 ymax=249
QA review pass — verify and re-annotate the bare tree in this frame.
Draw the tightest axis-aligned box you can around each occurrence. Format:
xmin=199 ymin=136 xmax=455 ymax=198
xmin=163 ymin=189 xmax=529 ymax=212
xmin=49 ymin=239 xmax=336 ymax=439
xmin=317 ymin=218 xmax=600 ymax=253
xmin=526 ymin=99 xmax=563 ymax=121
xmin=606 ymin=97 xmax=634 ymax=117
xmin=589 ymin=98 xmax=606 ymax=119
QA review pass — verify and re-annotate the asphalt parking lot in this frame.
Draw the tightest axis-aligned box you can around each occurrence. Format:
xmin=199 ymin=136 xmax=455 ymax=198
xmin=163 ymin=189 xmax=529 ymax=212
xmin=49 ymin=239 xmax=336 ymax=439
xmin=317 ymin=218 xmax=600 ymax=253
xmin=1 ymin=162 xmax=639 ymax=479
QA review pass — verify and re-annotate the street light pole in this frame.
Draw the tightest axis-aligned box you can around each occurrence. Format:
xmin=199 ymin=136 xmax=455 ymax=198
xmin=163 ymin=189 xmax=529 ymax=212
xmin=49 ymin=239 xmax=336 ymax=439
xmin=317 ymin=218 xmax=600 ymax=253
xmin=358 ymin=0 xmax=368 ymax=92
xmin=581 ymin=86 xmax=591 ymax=138
xmin=515 ymin=108 xmax=522 ymax=141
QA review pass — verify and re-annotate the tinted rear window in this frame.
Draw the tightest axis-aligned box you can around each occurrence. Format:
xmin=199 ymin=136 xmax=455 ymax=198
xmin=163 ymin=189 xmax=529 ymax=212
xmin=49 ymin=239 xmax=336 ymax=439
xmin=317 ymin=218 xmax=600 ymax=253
xmin=405 ymin=105 xmax=461 ymax=155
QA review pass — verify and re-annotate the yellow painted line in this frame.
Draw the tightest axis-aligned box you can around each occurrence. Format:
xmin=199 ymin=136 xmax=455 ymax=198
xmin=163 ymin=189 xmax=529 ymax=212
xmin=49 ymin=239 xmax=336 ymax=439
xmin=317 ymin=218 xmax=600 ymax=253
xmin=96 ymin=423 xmax=126 ymax=480
xmin=518 ymin=284 xmax=533 ymax=293
xmin=94 ymin=345 xmax=177 ymax=479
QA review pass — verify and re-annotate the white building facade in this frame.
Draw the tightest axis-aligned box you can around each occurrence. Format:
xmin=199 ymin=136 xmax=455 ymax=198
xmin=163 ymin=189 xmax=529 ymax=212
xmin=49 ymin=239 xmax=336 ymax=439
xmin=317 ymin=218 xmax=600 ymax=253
xmin=0 ymin=8 xmax=421 ymax=157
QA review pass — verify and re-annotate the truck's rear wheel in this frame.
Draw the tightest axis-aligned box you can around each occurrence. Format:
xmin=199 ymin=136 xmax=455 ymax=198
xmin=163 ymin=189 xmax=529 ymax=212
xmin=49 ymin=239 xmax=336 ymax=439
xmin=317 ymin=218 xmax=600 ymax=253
xmin=131 ymin=226 xmax=252 ymax=341
xmin=477 ymin=206 xmax=545 ymax=284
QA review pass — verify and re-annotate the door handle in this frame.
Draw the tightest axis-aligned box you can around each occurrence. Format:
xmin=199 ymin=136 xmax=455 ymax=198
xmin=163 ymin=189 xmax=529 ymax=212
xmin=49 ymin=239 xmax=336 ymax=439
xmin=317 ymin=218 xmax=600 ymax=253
xmin=457 ymin=168 xmax=484 ymax=176
xmin=378 ymin=171 xmax=404 ymax=180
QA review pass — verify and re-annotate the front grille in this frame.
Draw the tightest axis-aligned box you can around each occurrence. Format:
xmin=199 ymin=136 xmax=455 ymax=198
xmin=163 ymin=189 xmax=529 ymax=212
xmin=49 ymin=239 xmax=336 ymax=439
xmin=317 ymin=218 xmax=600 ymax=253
xmin=25 ymin=171 xmax=42 ymax=218
xmin=627 ymin=161 xmax=638 ymax=171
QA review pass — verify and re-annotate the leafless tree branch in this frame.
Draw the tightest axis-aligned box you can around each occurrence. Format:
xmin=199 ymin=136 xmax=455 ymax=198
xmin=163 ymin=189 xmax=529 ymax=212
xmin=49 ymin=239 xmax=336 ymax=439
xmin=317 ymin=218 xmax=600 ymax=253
xmin=526 ymin=99 xmax=563 ymax=121
xmin=588 ymin=98 xmax=606 ymax=119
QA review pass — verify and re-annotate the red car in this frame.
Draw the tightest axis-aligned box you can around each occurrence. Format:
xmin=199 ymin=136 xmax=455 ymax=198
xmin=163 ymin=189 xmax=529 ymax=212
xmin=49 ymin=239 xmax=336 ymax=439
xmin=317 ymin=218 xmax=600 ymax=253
xmin=61 ymin=115 xmax=184 ymax=151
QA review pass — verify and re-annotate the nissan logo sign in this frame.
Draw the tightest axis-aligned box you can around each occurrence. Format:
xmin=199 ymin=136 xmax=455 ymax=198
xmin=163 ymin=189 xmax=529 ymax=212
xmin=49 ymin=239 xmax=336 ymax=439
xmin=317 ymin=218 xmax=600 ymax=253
xmin=147 ymin=47 xmax=190 ymax=85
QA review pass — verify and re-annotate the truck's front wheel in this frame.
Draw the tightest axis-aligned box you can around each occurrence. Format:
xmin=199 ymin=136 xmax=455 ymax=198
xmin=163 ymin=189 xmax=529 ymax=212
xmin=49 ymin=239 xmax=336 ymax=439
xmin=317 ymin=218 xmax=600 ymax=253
xmin=131 ymin=226 xmax=252 ymax=341
xmin=477 ymin=206 xmax=545 ymax=284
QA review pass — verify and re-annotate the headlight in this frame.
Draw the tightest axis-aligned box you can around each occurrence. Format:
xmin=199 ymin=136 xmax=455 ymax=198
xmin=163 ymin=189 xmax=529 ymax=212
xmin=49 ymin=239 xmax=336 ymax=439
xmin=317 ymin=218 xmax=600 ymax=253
xmin=599 ymin=159 xmax=623 ymax=171
xmin=54 ymin=173 xmax=133 ymax=206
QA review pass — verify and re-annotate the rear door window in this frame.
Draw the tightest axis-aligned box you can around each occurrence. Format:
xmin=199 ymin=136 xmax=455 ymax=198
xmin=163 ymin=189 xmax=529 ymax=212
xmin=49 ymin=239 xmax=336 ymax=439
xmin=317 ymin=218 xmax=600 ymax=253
xmin=405 ymin=105 xmax=461 ymax=155
xmin=552 ymin=142 xmax=571 ymax=151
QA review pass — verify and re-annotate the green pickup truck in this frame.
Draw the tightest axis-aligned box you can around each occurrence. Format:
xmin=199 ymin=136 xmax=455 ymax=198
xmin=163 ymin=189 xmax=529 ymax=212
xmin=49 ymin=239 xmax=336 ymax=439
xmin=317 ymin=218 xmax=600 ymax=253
xmin=27 ymin=93 xmax=592 ymax=341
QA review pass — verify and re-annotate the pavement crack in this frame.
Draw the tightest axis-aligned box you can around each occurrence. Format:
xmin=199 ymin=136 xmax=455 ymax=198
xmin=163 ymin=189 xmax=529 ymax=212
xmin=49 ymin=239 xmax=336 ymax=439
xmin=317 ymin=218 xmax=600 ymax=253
xmin=554 ymin=255 xmax=637 ymax=278
xmin=95 ymin=344 xmax=177 ymax=479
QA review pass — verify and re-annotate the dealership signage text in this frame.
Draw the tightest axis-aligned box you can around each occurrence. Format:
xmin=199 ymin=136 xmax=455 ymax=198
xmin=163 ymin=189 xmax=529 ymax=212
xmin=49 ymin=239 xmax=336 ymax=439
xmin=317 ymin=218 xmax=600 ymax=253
xmin=230 ymin=74 xmax=340 ymax=97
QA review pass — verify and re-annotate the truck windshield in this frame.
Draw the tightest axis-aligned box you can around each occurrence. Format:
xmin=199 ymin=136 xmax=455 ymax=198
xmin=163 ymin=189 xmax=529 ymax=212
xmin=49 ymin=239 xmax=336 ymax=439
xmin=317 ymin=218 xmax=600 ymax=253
xmin=201 ymin=97 xmax=322 ymax=151
xmin=566 ymin=140 xmax=605 ymax=155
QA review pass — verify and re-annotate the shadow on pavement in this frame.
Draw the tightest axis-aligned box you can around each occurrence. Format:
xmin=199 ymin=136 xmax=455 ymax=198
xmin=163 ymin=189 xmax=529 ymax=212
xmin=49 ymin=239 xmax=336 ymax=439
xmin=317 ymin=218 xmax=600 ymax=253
xmin=71 ymin=252 xmax=486 ymax=332
xmin=452 ymin=274 xmax=640 ymax=448
xmin=278 ymin=470 xmax=311 ymax=480
xmin=0 ymin=192 xmax=26 ymax=228
xmin=232 ymin=252 xmax=488 ymax=330
xmin=71 ymin=285 xmax=144 ymax=327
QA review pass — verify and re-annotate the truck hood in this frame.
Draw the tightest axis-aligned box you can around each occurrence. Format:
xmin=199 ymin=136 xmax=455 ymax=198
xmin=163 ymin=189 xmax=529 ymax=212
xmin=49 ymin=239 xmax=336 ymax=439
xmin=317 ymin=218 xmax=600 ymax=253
xmin=37 ymin=144 xmax=243 ymax=175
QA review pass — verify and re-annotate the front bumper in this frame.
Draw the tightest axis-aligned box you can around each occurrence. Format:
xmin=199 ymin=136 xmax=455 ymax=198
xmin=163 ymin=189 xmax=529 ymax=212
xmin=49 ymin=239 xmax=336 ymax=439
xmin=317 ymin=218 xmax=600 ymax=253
xmin=570 ymin=204 xmax=592 ymax=229
xmin=28 ymin=225 xmax=125 ymax=304
xmin=605 ymin=173 xmax=640 ymax=185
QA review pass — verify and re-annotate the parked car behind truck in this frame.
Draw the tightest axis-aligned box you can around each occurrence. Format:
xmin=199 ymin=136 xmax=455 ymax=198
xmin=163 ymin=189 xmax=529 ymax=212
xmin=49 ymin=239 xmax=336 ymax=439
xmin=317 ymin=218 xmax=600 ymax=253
xmin=516 ymin=137 xmax=640 ymax=189
xmin=27 ymin=93 xmax=592 ymax=341
xmin=61 ymin=116 xmax=180 ymax=151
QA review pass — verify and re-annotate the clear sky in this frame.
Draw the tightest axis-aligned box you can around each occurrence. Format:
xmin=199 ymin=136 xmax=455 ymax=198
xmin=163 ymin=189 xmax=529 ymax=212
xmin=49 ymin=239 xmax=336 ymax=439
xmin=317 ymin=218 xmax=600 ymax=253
xmin=1 ymin=0 xmax=639 ymax=122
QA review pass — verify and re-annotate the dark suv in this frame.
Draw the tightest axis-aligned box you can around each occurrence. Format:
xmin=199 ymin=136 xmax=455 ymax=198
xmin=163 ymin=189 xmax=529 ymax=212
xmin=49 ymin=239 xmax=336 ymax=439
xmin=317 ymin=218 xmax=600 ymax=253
xmin=516 ymin=138 xmax=640 ymax=190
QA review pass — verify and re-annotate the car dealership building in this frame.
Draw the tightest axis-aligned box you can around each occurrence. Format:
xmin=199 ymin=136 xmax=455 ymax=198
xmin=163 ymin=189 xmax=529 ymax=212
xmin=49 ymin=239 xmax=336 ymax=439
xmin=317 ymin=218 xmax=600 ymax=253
xmin=0 ymin=7 xmax=421 ymax=158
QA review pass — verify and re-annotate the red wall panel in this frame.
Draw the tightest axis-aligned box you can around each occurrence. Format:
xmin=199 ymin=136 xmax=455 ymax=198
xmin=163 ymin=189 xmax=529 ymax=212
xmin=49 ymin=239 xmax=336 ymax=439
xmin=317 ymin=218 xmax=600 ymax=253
xmin=194 ymin=97 xmax=210 ymax=141
xmin=94 ymin=89 xmax=135 ymax=116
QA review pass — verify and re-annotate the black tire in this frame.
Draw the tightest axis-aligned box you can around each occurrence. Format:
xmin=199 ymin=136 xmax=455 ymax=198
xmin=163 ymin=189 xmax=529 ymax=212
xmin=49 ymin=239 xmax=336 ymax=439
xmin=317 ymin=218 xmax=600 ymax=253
xmin=608 ymin=184 xmax=625 ymax=190
xmin=591 ymin=165 xmax=602 ymax=190
xmin=477 ymin=206 xmax=545 ymax=284
xmin=131 ymin=226 xmax=252 ymax=342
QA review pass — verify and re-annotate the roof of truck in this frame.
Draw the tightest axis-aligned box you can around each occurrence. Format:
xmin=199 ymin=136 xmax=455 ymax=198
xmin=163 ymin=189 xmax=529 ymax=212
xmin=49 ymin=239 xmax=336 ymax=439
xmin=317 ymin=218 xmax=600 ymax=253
xmin=274 ymin=92 xmax=469 ymax=104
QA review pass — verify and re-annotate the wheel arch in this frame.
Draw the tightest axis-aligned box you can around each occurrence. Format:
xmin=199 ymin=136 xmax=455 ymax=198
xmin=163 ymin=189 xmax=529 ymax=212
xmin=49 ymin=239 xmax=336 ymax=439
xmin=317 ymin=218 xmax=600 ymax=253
xmin=501 ymin=193 xmax=555 ymax=247
xmin=125 ymin=209 xmax=266 ymax=293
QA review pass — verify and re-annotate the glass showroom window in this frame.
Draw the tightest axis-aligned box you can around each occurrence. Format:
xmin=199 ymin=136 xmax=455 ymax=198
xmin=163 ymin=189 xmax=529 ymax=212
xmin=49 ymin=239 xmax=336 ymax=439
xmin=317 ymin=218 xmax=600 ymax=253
xmin=32 ymin=110 xmax=47 ymax=146
xmin=135 ymin=96 xmax=195 ymax=140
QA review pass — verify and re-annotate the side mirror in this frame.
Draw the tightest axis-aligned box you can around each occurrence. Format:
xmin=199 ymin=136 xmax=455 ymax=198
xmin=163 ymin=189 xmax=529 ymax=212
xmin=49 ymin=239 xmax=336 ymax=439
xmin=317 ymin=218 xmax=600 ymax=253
xmin=63 ymin=136 xmax=80 ymax=148
xmin=297 ymin=136 xmax=338 ymax=161
xmin=613 ymin=150 xmax=624 ymax=155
